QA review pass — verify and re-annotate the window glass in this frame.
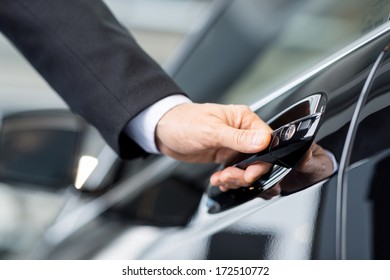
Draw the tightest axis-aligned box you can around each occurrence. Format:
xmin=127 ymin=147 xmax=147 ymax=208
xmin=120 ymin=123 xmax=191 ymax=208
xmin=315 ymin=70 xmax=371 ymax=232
xmin=222 ymin=0 xmax=390 ymax=105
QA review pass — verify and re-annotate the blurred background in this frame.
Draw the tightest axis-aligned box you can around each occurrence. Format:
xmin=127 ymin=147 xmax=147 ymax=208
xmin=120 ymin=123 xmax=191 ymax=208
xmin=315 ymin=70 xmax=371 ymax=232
xmin=0 ymin=0 xmax=212 ymax=111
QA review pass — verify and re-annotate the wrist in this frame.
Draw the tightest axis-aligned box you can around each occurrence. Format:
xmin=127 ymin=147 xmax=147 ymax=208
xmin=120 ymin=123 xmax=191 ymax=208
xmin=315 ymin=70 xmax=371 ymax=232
xmin=125 ymin=95 xmax=192 ymax=154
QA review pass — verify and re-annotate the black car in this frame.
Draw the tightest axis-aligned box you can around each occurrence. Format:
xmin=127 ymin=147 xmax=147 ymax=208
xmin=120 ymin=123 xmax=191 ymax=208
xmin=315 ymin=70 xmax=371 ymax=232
xmin=1 ymin=0 xmax=390 ymax=260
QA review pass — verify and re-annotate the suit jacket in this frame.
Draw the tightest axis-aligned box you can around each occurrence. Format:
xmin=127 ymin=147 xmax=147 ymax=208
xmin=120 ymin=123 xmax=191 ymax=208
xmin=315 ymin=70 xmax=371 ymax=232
xmin=0 ymin=0 xmax=184 ymax=159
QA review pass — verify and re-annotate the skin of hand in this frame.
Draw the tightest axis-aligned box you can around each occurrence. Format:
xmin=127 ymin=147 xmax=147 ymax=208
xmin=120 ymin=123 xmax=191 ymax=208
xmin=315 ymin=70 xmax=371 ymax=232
xmin=155 ymin=103 xmax=273 ymax=186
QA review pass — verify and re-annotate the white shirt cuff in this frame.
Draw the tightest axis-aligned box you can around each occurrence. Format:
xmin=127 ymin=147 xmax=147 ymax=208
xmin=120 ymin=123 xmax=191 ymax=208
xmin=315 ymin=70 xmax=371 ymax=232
xmin=124 ymin=94 xmax=192 ymax=154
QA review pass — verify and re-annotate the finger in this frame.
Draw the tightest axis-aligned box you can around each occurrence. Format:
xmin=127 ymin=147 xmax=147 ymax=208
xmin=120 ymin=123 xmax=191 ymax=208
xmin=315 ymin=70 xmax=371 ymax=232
xmin=211 ymin=166 xmax=251 ymax=190
xmin=210 ymin=170 xmax=223 ymax=186
xmin=216 ymin=127 xmax=271 ymax=154
xmin=244 ymin=163 xmax=273 ymax=184
xmin=211 ymin=162 xmax=272 ymax=189
xmin=218 ymin=166 xmax=247 ymax=186
xmin=232 ymin=105 xmax=271 ymax=131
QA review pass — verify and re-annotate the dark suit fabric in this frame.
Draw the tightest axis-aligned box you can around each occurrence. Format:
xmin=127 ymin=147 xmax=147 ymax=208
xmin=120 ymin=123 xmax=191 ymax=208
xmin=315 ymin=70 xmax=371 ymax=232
xmin=0 ymin=0 xmax=184 ymax=159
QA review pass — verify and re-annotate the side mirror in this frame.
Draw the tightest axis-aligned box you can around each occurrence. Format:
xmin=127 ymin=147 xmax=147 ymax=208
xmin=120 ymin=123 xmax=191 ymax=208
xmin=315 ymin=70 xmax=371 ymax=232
xmin=0 ymin=110 xmax=86 ymax=189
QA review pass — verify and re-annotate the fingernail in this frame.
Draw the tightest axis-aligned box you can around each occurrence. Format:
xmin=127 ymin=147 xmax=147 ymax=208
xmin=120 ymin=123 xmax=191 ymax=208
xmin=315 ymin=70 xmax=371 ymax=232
xmin=251 ymin=132 xmax=264 ymax=146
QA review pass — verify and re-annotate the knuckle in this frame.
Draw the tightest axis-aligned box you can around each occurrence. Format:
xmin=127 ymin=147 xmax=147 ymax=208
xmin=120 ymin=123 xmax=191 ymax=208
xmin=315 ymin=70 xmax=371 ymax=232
xmin=220 ymin=171 xmax=233 ymax=182
xmin=232 ymin=129 xmax=247 ymax=147
xmin=237 ymin=105 xmax=251 ymax=115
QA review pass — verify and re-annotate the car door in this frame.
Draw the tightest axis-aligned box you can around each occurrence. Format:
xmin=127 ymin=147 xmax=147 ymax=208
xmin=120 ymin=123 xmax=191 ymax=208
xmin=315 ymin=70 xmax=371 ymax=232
xmin=136 ymin=1 xmax=390 ymax=260
xmin=137 ymin=27 xmax=390 ymax=260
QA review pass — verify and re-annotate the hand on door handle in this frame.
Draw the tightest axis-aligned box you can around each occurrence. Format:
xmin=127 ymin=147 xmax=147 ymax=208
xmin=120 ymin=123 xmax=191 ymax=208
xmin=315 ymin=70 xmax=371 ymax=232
xmin=207 ymin=142 xmax=335 ymax=213
xmin=210 ymin=113 xmax=323 ymax=191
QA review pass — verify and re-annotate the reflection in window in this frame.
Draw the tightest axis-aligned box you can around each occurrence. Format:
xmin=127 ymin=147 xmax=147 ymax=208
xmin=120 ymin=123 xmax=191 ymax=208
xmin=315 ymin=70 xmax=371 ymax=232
xmin=222 ymin=0 xmax=390 ymax=105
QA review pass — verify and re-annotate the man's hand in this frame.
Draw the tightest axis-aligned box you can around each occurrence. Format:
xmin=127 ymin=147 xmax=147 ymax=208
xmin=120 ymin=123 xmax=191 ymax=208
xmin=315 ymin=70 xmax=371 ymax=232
xmin=225 ymin=143 xmax=335 ymax=199
xmin=156 ymin=103 xmax=272 ymax=187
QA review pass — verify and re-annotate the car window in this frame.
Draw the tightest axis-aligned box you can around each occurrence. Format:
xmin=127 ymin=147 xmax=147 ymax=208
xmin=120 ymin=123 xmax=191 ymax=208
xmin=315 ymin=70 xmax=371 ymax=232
xmin=222 ymin=0 xmax=390 ymax=106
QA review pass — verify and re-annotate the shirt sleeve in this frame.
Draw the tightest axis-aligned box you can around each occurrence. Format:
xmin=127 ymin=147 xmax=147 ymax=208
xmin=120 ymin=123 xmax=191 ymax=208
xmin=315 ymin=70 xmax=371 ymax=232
xmin=124 ymin=94 xmax=192 ymax=154
xmin=0 ymin=0 xmax=186 ymax=159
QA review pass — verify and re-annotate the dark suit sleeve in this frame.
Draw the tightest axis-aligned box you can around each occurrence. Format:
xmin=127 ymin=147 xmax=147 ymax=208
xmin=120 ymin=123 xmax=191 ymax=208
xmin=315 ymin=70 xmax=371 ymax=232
xmin=0 ymin=0 xmax=185 ymax=159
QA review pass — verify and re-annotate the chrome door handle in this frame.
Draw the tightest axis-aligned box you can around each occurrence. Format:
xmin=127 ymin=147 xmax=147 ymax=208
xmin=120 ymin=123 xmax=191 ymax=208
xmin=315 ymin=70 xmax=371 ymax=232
xmin=207 ymin=93 xmax=327 ymax=214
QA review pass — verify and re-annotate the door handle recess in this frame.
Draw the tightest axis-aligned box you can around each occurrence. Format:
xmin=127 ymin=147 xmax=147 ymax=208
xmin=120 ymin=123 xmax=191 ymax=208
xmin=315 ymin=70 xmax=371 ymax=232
xmin=207 ymin=93 xmax=327 ymax=214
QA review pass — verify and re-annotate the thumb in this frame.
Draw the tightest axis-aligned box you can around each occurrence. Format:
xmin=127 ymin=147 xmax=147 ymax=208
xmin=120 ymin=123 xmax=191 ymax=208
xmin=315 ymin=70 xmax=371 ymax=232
xmin=217 ymin=126 xmax=271 ymax=153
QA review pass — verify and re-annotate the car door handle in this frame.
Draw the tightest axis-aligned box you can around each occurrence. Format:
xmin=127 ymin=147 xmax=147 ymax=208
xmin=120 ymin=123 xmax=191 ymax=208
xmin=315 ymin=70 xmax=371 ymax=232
xmin=227 ymin=112 xmax=323 ymax=169
xmin=207 ymin=93 xmax=327 ymax=213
